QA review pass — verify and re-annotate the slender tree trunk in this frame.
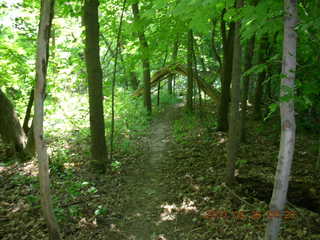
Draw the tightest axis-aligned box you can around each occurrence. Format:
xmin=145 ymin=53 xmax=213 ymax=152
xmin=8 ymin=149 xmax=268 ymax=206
xmin=186 ymin=30 xmax=194 ymax=112
xmin=168 ymin=37 xmax=179 ymax=94
xmin=254 ymin=36 xmax=268 ymax=120
xmin=25 ymin=121 xmax=35 ymax=156
xmin=266 ymin=74 xmax=272 ymax=99
xmin=192 ymin=40 xmax=202 ymax=113
xmin=23 ymin=89 xmax=34 ymax=134
xmin=173 ymin=75 xmax=176 ymax=95
xmin=132 ymin=2 xmax=152 ymax=114
xmin=34 ymin=0 xmax=61 ymax=239
xmin=110 ymin=0 xmax=126 ymax=162
xmin=226 ymin=0 xmax=243 ymax=185
xmin=240 ymin=37 xmax=255 ymax=142
xmin=158 ymin=51 xmax=168 ymax=106
xmin=217 ymin=13 xmax=235 ymax=131
xmin=264 ymin=0 xmax=297 ymax=239
xmin=0 ymin=89 xmax=27 ymax=157
xmin=211 ymin=18 xmax=222 ymax=69
xmin=84 ymin=0 xmax=108 ymax=171
xmin=130 ymin=71 xmax=139 ymax=90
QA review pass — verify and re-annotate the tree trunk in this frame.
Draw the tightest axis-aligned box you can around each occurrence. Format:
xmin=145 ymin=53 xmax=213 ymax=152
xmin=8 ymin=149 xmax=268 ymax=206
xmin=84 ymin=0 xmax=108 ymax=171
xmin=254 ymin=36 xmax=268 ymax=120
xmin=217 ymin=13 xmax=235 ymax=132
xmin=240 ymin=37 xmax=255 ymax=142
xmin=211 ymin=18 xmax=222 ymax=69
xmin=130 ymin=71 xmax=139 ymax=90
xmin=0 ymin=89 xmax=27 ymax=157
xmin=132 ymin=2 xmax=152 ymax=114
xmin=25 ymin=121 xmax=35 ymax=156
xmin=110 ymin=0 xmax=126 ymax=162
xmin=168 ymin=37 xmax=179 ymax=94
xmin=192 ymin=40 xmax=202 ymax=113
xmin=264 ymin=0 xmax=297 ymax=239
xmin=158 ymin=51 xmax=168 ymax=106
xmin=33 ymin=0 xmax=61 ymax=239
xmin=226 ymin=0 xmax=243 ymax=185
xmin=23 ymin=89 xmax=34 ymax=134
xmin=186 ymin=30 xmax=194 ymax=112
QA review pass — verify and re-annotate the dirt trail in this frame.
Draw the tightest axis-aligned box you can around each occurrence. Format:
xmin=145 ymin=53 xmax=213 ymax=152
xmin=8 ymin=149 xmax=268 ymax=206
xmin=112 ymin=104 xmax=193 ymax=240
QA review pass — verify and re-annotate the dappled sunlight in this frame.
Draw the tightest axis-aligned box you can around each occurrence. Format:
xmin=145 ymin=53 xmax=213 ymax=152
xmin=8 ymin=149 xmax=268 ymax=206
xmin=78 ymin=217 xmax=98 ymax=229
xmin=0 ymin=160 xmax=38 ymax=177
xmin=0 ymin=165 xmax=7 ymax=173
xmin=10 ymin=199 xmax=29 ymax=214
xmin=0 ymin=0 xmax=317 ymax=239
xmin=63 ymin=162 xmax=75 ymax=169
xmin=159 ymin=203 xmax=177 ymax=221
xmin=45 ymin=93 xmax=89 ymax=135
xmin=19 ymin=160 xmax=38 ymax=176
xmin=155 ymin=234 xmax=167 ymax=240
xmin=218 ymin=137 xmax=226 ymax=144
xmin=158 ymin=198 xmax=198 ymax=223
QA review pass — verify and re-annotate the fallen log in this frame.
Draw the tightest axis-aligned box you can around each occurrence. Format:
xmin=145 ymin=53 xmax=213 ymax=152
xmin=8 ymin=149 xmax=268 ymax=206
xmin=133 ymin=64 xmax=220 ymax=102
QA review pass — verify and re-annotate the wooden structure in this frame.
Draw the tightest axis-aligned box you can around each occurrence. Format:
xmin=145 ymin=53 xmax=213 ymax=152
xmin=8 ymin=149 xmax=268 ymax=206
xmin=133 ymin=64 xmax=220 ymax=102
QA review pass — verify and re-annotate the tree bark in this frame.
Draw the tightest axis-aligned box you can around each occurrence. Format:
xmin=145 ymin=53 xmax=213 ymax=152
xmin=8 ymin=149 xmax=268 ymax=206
xmin=130 ymin=71 xmax=139 ymax=90
xmin=240 ymin=37 xmax=255 ymax=142
xmin=226 ymin=0 xmax=243 ymax=185
xmin=33 ymin=0 xmax=61 ymax=239
xmin=23 ymin=89 xmax=34 ymax=134
xmin=186 ymin=30 xmax=194 ymax=112
xmin=84 ymin=0 xmax=108 ymax=170
xmin=132 ymin=2 xmax=152 ymax=114
xmin=211 ymin=18 xmax=222 ymax=69
xmin=192 ymin=40 xmax=202 ymax=112
xmin=168 ymin=37 xmax=179 ymax=94
xmin=110 ymin=0 xmax=126 ymax=162
xmin=264 ymin=0 xmax=297 ymax=239
xmin=157 ymin=51 xmax=168 ymax=106
xmin=217 ymin=11 xmax=235 ymax=131
xmin=25 ymin=121 xmax=35 ymax=156
xmin=0 ymin=89 xmax=27 ymax=157
xmin=254 ymin=36 xmax=268 ymax=120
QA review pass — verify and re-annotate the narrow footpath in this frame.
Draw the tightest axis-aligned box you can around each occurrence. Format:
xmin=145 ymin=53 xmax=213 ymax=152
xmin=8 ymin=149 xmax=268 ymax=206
xmin=111 ymin=104 xmax=196 ymax=240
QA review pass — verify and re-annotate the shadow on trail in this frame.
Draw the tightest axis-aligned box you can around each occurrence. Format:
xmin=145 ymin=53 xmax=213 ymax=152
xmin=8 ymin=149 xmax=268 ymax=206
xmin=107 ymin=103 xmax=199 ymax=240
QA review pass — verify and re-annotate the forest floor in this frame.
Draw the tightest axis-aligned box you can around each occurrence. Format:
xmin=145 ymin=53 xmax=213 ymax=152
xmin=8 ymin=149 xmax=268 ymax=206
xmin=1 ymin=103 xmax=320 ymax=239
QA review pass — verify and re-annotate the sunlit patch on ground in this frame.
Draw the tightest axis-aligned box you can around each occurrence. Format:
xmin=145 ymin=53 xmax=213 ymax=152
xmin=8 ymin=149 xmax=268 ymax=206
xmin=0 ymin=165 xmax=6 ymax=173
xmin=19 ymin=160 xmax=38 ymax=176
xmin=0 ymin=160 xmax=38 ymax=176
xmin=155 ymin=234 xmax=167 ymax=240
xmin=158 ymin=198 xmax=198 ymax=223
xmin=78 ymin=217 xmax=98 ymax=229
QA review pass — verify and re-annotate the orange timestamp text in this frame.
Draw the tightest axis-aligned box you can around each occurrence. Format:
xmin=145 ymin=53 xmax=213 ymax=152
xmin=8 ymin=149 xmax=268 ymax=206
xmin=202 ymin=210 xmax=296 ymax=220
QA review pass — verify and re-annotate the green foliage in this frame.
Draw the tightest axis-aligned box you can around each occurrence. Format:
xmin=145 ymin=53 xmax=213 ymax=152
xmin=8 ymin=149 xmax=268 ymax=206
xmin=49 ymin=149 xmax=70 ymax=175
xmin=173 ymin=113 xmax=199 ymax=144
xmin=152 ymin=90 xmax=181 ymax=109
xmin=212 ymin=185 xmax=222 ymax=193
xmin=264 ymin=103 xmax=279 ymax=121
xmin=66 ymin=181 xmax=83 ymax=198
xmin=241 ymin=0 xmax=282 ymax=40
xmin=11 ymin=174 xmax=37 ymax=186
xmin=104 ymin=91 xmax=150 ymax=153
xmin=236 ymin=159 xmax=248 ymax=167
xmin=111 ymin=160 xmax=122 ymax=171
xmin=25 ymin=194 xmax=40 ymax=207
xmin=94 ymin=205 xmax=107 ymax=216
xmin=243 ymin=63 xmax=267 ymax=77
